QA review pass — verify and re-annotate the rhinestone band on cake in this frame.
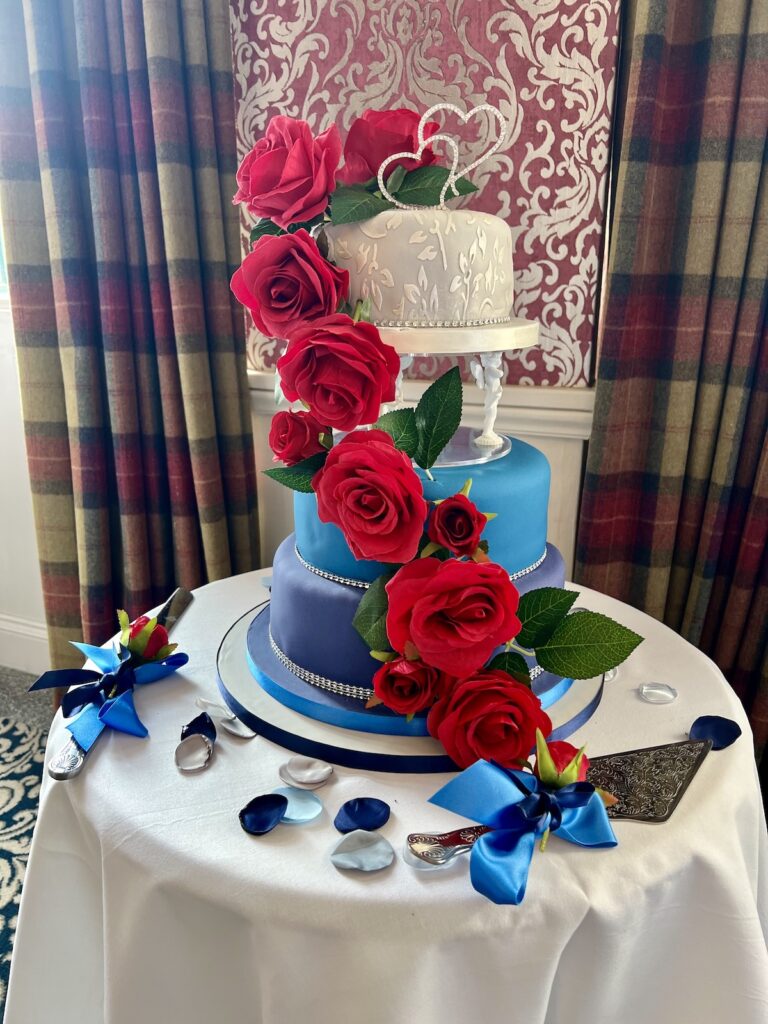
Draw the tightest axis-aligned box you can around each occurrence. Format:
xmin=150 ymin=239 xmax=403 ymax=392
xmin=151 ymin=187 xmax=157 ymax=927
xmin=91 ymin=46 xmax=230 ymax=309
xmin=374 ymin=314 xmax=512 ymax=328
xmin=295 ymin=547 xmax=371 ymax=589
xmin=269 ymin=627 xmax=373 ymax=701
xmin=510 ymin=549 xmax=547 ymax=580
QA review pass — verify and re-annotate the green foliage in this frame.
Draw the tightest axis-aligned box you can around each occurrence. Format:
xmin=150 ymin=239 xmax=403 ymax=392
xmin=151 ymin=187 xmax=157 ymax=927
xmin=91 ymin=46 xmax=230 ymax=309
xmin=516 ymin=588 xmax=579 ymax=649
xmin=249 ymin=219 xmax=283 ymax=245
xmin=375 ymin=408 xmax=419 ymax=457
xmin=352 ymin=574 xmax=393 ymax=651
xmin=263 ymin=451 xmax=328 ymax=493
xmin=487 ymin=650 xmax=532 ymax=686
xmin=396 ymin=165 xmax=478 ymax=206
xmin=329 ymin=187 xmax=391 ymax=225
xmin=413 ymin=366 xmax=463 ymax=470
xmin=535 ymin=611 xmax=643 ymax=679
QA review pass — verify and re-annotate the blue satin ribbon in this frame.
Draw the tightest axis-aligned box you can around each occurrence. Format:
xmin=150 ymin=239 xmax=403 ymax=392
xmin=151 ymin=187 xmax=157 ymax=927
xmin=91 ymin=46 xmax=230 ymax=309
xmin=30 ymin=643 xmax=188 ymax=752
xmin=429 ymin=760 xmax=617 ymax=904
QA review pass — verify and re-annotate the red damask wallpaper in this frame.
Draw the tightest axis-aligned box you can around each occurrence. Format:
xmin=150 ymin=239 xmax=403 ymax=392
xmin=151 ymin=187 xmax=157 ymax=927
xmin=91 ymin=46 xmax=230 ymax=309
xmin=229 ymin=0 xmax=619 ymax=386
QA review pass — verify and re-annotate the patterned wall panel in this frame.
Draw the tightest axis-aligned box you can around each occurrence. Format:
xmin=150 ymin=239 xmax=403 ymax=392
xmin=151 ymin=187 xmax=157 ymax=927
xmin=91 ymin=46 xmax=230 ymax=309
xmin=230 ymin=0 xmax=619 ymax=386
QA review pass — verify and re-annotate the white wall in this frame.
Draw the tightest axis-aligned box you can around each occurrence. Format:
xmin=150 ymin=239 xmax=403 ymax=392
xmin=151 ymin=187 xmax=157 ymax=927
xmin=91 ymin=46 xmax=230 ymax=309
xmin=0 ymin=301 xmax=48 ymax=674
xmin=250 ymin=370 xmax=594 ymax=576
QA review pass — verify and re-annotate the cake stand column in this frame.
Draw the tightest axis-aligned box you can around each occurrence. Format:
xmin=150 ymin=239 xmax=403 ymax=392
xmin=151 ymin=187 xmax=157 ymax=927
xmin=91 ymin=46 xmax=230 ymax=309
xmin=470 ymin=350 xmax=505 ymax=446
xmin=393 ymin=354 xmax=414 ymax=408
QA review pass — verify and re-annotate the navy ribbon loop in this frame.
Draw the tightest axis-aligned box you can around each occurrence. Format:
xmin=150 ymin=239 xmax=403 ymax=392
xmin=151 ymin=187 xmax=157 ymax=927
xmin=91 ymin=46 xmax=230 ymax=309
xmin=30 ymin=642 xmax=188 ymax=752
xmin=429 ymin=760 xmax=617 ymax=905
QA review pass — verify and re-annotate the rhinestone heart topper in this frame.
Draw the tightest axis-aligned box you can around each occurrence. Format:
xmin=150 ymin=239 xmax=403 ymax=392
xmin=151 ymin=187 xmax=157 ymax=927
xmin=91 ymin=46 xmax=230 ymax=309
xmin=376 ymin=102 xmax=507 ymax=211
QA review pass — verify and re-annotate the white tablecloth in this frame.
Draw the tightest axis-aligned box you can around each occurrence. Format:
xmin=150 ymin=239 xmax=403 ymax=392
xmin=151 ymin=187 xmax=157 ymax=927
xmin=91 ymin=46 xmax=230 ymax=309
xmin=7 ymin=572 xmax=768 ymax=1024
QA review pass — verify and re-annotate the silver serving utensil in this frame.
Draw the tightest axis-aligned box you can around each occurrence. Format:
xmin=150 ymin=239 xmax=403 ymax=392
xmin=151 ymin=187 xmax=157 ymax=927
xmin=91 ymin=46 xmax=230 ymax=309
xmin=194 ymin=697 xmax=257 ymax=738
xmin=406 ymin=825 xmax=491 ymax=866
xmin=48 ymin=587 xmax=195 ymax=780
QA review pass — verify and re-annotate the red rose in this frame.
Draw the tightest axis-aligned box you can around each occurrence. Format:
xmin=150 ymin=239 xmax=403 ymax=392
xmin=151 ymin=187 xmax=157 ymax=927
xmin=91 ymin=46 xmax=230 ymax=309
xmin=338 ymin=109 xmax=440 ymax=186
xmin=427 ymin=671 xmax=552 ymax=769
xmin=231 ymin=230 xmax=349 ymax=339
xmin=534 ymin=740 xmax=590 ymax=781
xmin=277 ymin=314 xmax=399 ymax=431
xmin=268 ymin=410 xmax=328 ymax=466
xmin=372 ymin=657 xmax=449 ymax=715
xmin=233 ymin=116 xmax=341 ymax=229
xmin=313 ymin=430 xmax=427 ymax=562
xmin=128 ymin=615 xmax=169 ymax=660
xmin=428 ymin=493 xmax=487 ymax=557
xmin=386 ymin=558 xmax=521 ymax=675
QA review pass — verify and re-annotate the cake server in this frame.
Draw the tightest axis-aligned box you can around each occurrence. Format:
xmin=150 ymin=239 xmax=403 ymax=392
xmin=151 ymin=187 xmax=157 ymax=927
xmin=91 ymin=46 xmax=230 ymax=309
xmin=406 ymin=825 xmax=491 ymax=866
xmin=48 ymin=587 xmax=194 ymax=781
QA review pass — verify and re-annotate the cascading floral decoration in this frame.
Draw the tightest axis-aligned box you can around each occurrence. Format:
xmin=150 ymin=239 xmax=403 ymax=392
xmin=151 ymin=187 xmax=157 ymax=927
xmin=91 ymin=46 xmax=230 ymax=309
xmin=231 ymin=108 xmax=643 ymax=771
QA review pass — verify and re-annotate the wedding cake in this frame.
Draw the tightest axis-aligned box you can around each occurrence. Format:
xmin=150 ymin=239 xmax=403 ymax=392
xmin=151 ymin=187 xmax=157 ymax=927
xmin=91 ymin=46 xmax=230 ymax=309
xmin=228 ymin=104 xmax=641 ymax=772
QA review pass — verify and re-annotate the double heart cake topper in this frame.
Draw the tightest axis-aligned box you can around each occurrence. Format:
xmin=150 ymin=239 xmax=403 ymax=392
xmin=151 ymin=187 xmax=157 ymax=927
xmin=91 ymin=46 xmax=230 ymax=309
xmin=376 ymin=102 xmax=507 ymax=211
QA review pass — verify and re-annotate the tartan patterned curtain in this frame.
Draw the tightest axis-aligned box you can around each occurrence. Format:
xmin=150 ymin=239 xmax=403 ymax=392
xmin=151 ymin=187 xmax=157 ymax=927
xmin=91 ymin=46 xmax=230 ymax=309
xmin=577 ymin=0 xmax=768 ymax=759
xmin=0 ymin=0 xmax=259 ymax=669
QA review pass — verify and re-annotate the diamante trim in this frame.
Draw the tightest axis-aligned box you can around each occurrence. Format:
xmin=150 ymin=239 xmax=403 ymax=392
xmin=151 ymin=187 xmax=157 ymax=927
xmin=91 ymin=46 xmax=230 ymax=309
xmin=295 ymin=547 xmax=371 ymax=589
xmin=269 ymin=627 xmax=373 ymax=701
xmin=510 ymin=549 xmax=548 ymax=580
xmin=374 ymin=314 xmax=511 ymax=328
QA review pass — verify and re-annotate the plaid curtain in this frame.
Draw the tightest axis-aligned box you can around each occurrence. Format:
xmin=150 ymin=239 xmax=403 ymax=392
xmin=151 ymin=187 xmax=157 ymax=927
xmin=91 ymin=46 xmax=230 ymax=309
xmin=577 ymin=0 xmax=768 ymax=760
xmin=0 ymin=0 xmax=259 ymax=668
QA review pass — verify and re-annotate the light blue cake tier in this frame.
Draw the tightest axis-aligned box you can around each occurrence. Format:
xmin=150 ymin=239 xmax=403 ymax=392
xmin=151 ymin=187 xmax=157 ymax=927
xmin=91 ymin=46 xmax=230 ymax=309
xmin=293 ymin=432 xmax=550 ymax=581
xmin=268 ymin=534 xmax=567 ymax=712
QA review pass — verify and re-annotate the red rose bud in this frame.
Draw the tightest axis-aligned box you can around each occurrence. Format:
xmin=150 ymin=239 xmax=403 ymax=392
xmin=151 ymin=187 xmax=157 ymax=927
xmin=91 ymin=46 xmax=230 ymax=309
xmin=372 ymin=657 xmax=450 ymax=716
xmin=386 ymin=558 xmax=521 ymax=676
xmin=534 ymin=740 xmax=590 ymax=782
xmin=128 ymin=616 xmax=169 ymax=660
xmin=233 ymin=116 xmax=341 ymax=229
xmin=313 ymin=430 xmax=427 ymax=563
xmin=338 ymin=109 xmax=439 ymax=186
xmin=277 ymin=314 xmax=399 ymax=432
xmin=268 ymin=410 xmax=328 ymax=466
xmin=428 ymin=492 xmax=488 ymax=557
xmin=427 ymin=670 xmax=552 ymax=770
xmin=231 ymin=230 xmax=349 ymax=340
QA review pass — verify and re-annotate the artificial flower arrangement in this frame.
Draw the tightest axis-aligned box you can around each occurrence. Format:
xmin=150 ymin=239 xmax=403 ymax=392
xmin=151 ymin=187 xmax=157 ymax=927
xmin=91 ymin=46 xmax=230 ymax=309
xmin=230 ymin=107 xmax=644 ymax=773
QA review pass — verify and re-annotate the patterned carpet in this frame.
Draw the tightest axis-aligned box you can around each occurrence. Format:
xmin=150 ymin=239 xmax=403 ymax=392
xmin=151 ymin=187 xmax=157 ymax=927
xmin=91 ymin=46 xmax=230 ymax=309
xmin=0 ymin=668 xmax=48 ymax=1021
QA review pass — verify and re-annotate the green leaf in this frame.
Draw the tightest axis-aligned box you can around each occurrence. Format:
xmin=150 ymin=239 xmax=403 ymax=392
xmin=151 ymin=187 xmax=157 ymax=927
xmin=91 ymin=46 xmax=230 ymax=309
xmin=329 ymin=186 xmax=391 ymax=225
xmin=287 ymin=215 xmax=324 ymax=234
xmin=414 ymin=366 xmax=463 ymax=470
xmin=487 ymin=651 xmax=531 ymax=686
xmin=516 ymin=587 xmax=580 ymax=649
xmin=535 ymin=611 xmax=643 ymax=679
xmin=385 ymin=164 xmax=407 ymax=195
xmin=249 ymin=219 xmax=283 ymax=244
xmin=352 ymin=574 xmax=393 ymax=650
xmin=396 ymin=165 xmax=478 ymax=206
xmin=375 ymin=408 xmax=419 ymax=457
xmin=263 ymin=451 xmax=328 ymax=493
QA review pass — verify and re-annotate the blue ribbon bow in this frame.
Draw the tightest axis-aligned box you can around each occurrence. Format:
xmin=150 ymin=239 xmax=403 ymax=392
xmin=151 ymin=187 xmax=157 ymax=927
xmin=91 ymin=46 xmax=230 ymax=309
xmin=30 ymin=642 xmax=188 ymax=752
xmin=429 ymin=760 xmax=617 ymax=905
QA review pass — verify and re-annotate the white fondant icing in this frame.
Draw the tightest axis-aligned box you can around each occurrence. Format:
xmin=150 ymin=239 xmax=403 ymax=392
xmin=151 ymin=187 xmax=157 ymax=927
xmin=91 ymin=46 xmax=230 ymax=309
xmin=323 ymin=209 xmax=514 ymax=327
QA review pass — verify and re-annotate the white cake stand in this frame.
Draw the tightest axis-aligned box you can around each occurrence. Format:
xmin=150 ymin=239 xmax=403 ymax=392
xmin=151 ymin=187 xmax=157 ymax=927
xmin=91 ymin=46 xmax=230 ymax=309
xmin=379 ymin=317 xmax=539 ymax=446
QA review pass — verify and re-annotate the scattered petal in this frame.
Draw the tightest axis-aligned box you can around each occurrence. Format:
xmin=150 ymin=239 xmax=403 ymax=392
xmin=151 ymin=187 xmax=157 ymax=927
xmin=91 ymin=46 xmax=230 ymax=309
xmin=689 ymin=715 xmax=742 ymax=750
xmin=334 ymin=797 xmax=390 ymax=834
xmin=181 ymin=712 xmax=217 ymax=744
xmin=331 ymin=830 xmax=394 ymax=872
xmin=175 ymin=733 xmax=213 ymax=773
xmin=638 ymin=682 xmax=677 ymax=704
xmin=272 ymin=786 xmax=323 ymax=824
xmin=239 ymin=793 xmax=288 ymax=836
xmin=279 ymin=756 xmax=333 ymax=788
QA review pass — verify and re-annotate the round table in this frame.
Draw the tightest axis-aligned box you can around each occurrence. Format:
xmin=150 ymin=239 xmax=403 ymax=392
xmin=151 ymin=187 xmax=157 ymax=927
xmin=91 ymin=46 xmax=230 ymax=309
xmin=6 ymin=571 xmax=768 ymax=1024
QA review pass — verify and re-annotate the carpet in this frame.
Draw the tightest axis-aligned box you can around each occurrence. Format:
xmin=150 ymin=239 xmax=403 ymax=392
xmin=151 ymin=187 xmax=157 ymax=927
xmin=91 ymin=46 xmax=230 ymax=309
xmin=0 ymin=717 xmax=47 ymax=1020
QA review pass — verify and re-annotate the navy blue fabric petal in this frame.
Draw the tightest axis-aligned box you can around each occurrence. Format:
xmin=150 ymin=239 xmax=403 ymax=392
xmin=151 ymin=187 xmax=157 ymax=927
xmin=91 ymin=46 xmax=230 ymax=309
xmin=181 ymin=712 xmax=217 ymax=744
xmin=690 ymin=715 xmax=742 ymax=750
xmin=239 ymin=794 xmax=289 ymax=836
xmin=334 ymin=797 xmax=390 ymax=834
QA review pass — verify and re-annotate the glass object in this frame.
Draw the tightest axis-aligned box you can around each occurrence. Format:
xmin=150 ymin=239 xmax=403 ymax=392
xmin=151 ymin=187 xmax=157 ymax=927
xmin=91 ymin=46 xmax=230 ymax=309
xmin=637 ymin=682 xmax=678 ymax=704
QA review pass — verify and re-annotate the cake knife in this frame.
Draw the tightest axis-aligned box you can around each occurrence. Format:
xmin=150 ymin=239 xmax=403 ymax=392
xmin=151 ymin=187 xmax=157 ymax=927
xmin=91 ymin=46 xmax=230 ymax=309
xmin=47 ymin=587 xmax=194 ymax=781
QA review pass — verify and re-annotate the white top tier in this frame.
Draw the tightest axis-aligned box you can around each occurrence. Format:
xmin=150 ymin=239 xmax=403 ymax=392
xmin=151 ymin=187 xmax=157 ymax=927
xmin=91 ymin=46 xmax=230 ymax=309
xmin=323 ymin=208 xmax=514 ymax=328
